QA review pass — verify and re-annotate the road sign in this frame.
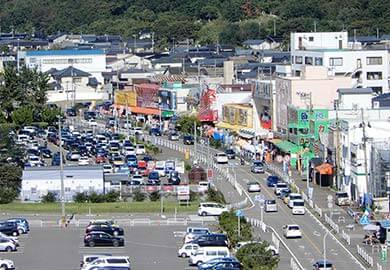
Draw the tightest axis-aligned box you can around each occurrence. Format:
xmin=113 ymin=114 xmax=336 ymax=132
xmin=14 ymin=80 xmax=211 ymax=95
xmin=380 ymin=245 xmax=387 ymax=262
xmin=177 ymin=185 xmax=190 ymax=201
xmin=235 ymin=210 xmax=244 ymax=217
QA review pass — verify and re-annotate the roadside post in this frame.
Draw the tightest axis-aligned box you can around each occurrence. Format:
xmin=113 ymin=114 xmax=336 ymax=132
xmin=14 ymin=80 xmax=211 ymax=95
xmin=235 ymin=210 xmax=244 ymax=239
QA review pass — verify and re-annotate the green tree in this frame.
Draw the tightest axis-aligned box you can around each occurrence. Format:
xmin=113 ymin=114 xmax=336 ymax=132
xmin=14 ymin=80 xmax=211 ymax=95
xmin=177 ymin=115 xmax=201 ymax=135
xmin=41 ymin=191 xmax=57 ymax=203
xmin=104 ymin=190 xmax=120 ymax=202
xmin=149 ymin=190 xmax=160 ymax=201
xmin=236 ymin=242 xmax=279 ymax=270
xmin=133 ymin=188 xmax=146 ymax=202
xmin=206 ymin=187 xmax=226 ymax=204
xmin=0 ymin=164 xmax=21 ymax=203
xmin=40 ymin=106 xmax=62 ymax=125
xmin=11 ymin=106 xmax=34 ymax=126
xmin=73 ymin=192 xmax=89 ymax=203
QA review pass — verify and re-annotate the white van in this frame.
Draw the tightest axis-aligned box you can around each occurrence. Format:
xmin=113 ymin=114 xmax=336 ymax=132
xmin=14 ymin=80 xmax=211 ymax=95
xmin=155 ymin=160 xmax=166 ymax=177
xmin=291 ymin=199 xmax=305 ymax=215
xmin=189 ymin=246 xmax=230 ymax=266
xmin=198 ymin=181 xmax=210 ymax=193
xmin=135 ymin=144 xmax=145 ymax=155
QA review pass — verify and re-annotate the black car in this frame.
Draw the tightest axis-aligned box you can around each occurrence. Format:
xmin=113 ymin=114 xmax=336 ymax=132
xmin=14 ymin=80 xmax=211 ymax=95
xmin=40 ymin=148 xmax=52 ymax=158
xmin=168 ymin=171 xmax=181 ymax=185
xmin=183 ymin=135 xmax=194 ymax=145
xmin=66 ymin=108 xmax=76 ymax=117
xmin=0 ymin=221 xmax=19 ymax=236
xmin=191 ymin=233 xmax=228 ymax=247
xmin=149 ymin=127 xmax=162 ymax=136
xmin=84 ymin=232 xmax=124 ymax=247
xmin=225 ymin=149 xmax=236 ymax=159
xmin=85 ymin=224 xmax=124 ymax=236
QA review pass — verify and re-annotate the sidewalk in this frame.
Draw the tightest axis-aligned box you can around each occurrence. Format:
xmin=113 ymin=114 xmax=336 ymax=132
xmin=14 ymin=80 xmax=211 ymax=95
xmin=268 ymin=161 xmax=389 ymax=270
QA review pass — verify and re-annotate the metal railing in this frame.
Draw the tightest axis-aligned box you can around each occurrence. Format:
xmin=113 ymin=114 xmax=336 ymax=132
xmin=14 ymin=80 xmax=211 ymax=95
xmin=341 ymin=229 xmax=351 ymax=245
xmin=357 ymin=244 xmax=374 ymax=267
xmin=324 ymin=213 xmax=340 ymax=233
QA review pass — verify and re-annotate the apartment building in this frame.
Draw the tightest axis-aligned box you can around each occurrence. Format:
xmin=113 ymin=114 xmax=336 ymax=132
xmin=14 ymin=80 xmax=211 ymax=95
xmin=290 ymin=32 xmax=389 ymax=94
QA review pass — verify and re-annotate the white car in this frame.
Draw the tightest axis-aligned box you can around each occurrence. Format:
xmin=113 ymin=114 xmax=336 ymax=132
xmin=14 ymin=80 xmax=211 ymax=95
xmin=0 ymin=258 xmax=15 ymax=270
xmin=131 ymin=174 xmax=144 ymax=183
xmin=283 ymin=224 xmax=302 ymax=238
xmin=0 ymin=238 xmax=17 ymax=252
xmin=103 ymin=164 xmax=113 ymax=174
xmin=78 ymin=156 xmax=90 ymax=166
xmin=27 ymin=155 xmax=42 ymax=166
xmin=198 ymin=202 xmax=228 ymax=216
xmin=287 ymin=193 xmax=303 ymax=207
xmin=274 ymin=182 xmax=288 ymax=195
xmin=189 ymin=246 xmax=230 ymax=266
xmin=135 ymin=144 xmax=145 ymax=155
xmin=0 ymin=232 xmax=18 ymax=247
xmin=154 ymin=166 xmax=166 ymax=177
xmin=198 ymin=181 xmax=210 ymax=193
xmin=82 ymin=256 xmax=130 ymax=270
xmin=123 ymin=147 xmax=135 ymax=156
xmin=291 ymin=199 xmax=305 ymax=215
xmin=80 ymin=254 xmax=112 ymax=269
xmin=214 ymin=153 xmax=228 ymax=164
xmin=88 ymin=119 xmax=97 ymax=126
xmin=177 ymin=243 xmax=199 ymax=258
xmin=247 ymin=182 xmax=261 ymax=192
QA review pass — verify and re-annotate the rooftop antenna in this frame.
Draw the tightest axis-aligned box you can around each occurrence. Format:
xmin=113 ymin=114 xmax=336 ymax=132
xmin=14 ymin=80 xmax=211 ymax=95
xmin=314 ymin=21 xmax=317 ymax=32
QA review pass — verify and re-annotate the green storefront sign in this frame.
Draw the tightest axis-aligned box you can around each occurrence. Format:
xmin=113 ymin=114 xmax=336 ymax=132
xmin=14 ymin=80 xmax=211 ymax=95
xmin=162 ymin=110 xmax=174 ymax=118
xmin=287 ymin=106 xmax=329 ymax=168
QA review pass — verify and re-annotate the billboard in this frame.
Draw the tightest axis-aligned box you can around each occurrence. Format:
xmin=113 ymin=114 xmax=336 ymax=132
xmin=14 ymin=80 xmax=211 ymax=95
xmin=115 ymin=90 xmax=137 ymax=107
xmin=177 ymin=185 xmax=190 ymax=201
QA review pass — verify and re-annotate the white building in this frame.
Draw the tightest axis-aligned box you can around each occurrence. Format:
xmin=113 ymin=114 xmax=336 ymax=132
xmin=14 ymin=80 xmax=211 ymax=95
xmin=290 ymin=32 xmax=389 ymax=94
xmin=338 ymin=118 xmax=390 ymax=202
xmin=23 ymin=49 xmax=107 ymax=83
xmin=21 ymin=166 xmax=104 ymax=202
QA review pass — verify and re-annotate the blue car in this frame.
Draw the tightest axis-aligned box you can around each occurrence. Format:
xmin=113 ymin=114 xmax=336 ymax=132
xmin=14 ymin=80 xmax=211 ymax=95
xmin=198 ymin=257 xmax=240 ymax=270
xmin=126 ymin=155 xmax=138 ymax=167
xmin=7 ymin=218 xmax=29 ymax=234
xmin=148 ymin=171 xmax=160 ymax=184
xmin=266 ymin=176 xmax=279 ymax=187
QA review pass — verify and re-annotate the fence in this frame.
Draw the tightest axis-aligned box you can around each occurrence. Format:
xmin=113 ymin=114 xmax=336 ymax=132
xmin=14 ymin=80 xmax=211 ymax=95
xmin=28 ymin=217 xmax=217 ymax=228
xmin=341 ymin=230 xmax=351 ymax=245
xmin=244 ymin=217 xmax=266 ymax=233
xmin=314 ymin=204 xmax=323 ymax=217
xmin=324 ymin=213 xmax=340 ymax=233
xmin=357 ymin=244 xmax=374 ymax=267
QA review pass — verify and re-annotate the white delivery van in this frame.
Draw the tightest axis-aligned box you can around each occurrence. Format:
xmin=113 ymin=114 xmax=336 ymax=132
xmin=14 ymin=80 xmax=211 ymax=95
xmin=189 ymin=246 xmax=230 ymax=266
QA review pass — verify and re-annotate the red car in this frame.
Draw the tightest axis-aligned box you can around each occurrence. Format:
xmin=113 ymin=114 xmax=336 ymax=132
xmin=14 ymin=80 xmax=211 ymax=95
xmin=95 ymin=155 xmax=107 ymax=164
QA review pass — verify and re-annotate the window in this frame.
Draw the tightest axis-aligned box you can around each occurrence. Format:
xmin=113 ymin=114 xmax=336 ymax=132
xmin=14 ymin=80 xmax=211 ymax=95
xmin=367 ymin=72 xmax=382 ymax=80
xmin=291 ymin=56 xmax=294 ymax=64
xmin=309 ymin=37 xmax=314 ymax=41
xmin=315 ymin=57 xmax=323 ymax=66
xmin=73 ymin=78 xmax=82 ymax=83
xmin=367 ymin=57 xmax=382 ymax=65
xmin=65 ymin=187 xmax=71 ymax=193
xmin=371 ymin=87 xmax=383 ymax=95
xmin=299 ymin=128 xmax=309 ymax=135
xmin=295 ymin=56 xmax=303 ymax=64
xmin=329 ymin=58 xmax=343 ymax=66
xmin=305 ymin=57 xmax=313 ymax=65
xmin=31 ymin=187 xmax=37 ymax=194
xmin=206 ymin=251 xmax=217 ymax=256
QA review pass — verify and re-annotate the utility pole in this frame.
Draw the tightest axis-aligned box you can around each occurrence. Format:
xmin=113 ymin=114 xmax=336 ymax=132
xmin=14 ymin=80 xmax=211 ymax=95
xmin=386 ymin=171 xmax=390 ymax=216
xmin=58 ymin=116 xmax=65 ymax=223
xmin=335 ymin=101 xmax=341 ymax=190
xmin=194 ymin=121 xmax=197 ymax=160
xmin=360 ymin=108 xmax=370 ymax=201
xmin=126 ymin=97 xmax=129 ymax=139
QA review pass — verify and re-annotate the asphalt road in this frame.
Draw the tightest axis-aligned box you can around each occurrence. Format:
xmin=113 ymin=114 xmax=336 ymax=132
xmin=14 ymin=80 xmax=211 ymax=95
xmin=1 ymin=226 xmax=195 ymax=270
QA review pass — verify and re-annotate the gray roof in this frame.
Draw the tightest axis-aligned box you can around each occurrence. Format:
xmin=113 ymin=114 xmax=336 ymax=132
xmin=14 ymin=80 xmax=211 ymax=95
xmin=337 ymin=88 xmax=373 ymax=95
xmin=52 ymin=66 xmax=91 ymax=78
xmin=24 ymin=165 xmax=103 ymax=172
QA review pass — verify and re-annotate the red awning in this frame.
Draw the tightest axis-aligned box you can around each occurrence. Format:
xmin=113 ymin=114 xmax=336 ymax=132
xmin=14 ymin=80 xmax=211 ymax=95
xmin=315 ymin=163 xmax=333 ymax=175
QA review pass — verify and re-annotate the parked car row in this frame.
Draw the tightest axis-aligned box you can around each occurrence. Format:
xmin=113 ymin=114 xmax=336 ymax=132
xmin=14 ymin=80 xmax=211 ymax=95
xmin=83 ymin=220 xmax=125 ymax=248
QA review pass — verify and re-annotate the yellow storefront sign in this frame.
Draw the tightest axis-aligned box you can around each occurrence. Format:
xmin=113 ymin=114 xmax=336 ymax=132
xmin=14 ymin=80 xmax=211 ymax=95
xmin=115 ymin=91 xmax=137 ymax=107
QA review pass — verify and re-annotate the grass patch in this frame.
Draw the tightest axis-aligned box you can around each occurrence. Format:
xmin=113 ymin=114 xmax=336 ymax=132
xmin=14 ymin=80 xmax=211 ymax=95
xmin=0 ymin=201 xmax=199 ymax=214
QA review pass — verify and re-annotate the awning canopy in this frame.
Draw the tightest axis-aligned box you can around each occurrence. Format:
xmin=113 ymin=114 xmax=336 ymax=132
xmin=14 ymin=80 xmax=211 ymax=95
xmin=215 ymin=122 xmax=241 ymax=132
xmin=273 ymin=140 xmax=301 ymax=154
xmin=315 ymin=163 xmax=333 ymax=175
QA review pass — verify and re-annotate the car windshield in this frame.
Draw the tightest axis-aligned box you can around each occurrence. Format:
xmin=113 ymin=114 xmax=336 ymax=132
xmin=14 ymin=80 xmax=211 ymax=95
xmin=337 ymin=193 xmax=348 ymax=198
xmin=267 ymin=200 xmax=276 ymax=204
xmin=253 ymin=161 xmax=262 ymax=166
xmin=293 ymin=201 xmax=304 ymax=206
xmin=289 ymin=226 xmax=300 ymax=230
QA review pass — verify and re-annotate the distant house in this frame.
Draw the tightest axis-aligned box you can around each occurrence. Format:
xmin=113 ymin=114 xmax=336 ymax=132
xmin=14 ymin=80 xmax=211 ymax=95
xmin=46 ymin=66 xmax=108 ymax=104
xmin=243 ymin=36 xmax=282 ymax=50
xmin=21 ymin=166 xmax=104 ymax=202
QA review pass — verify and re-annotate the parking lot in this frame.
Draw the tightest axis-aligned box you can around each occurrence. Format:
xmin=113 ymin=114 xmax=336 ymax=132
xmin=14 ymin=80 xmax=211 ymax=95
xmin=1 ymin=225 xmax=198 ymax=270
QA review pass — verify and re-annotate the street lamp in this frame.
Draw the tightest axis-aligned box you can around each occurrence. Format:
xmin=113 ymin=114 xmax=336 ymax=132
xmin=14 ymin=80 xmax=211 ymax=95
xmin=386 ymin=171 xmax=390 ymax=216
xmin=323 ymin=229 xmax=333 ymax=267
xmin=58 ymin=116 xmax=65 ymax=224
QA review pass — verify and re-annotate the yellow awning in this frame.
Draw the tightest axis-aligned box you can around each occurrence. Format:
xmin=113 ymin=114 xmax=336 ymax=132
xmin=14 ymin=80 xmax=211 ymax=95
xmin=215 ymin=122 xmax=242 ymax=132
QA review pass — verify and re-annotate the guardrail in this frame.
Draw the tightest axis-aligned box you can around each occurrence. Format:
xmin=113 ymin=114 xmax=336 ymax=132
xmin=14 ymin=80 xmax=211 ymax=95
xmin=341 ymin=229 xmax=351 ymax=245
xmin=29 ymin=217 xmax=217 ymax=228
xmin=314 ymin=204 xmax=323 ymax=217
xmin=324 ymin=213 xmax=340 ymax=233
xmin=357 ymin=244 xmax=374 ymax=267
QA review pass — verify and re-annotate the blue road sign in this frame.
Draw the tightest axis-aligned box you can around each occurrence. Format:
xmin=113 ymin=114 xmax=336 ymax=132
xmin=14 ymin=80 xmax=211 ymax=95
xmin=235 ymin=210 xmax=244 ymax=217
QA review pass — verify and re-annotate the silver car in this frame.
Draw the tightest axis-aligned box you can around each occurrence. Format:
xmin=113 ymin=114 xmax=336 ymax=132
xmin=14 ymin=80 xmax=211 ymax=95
xmin=265 ymin=200 xmax=278 ymax=212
